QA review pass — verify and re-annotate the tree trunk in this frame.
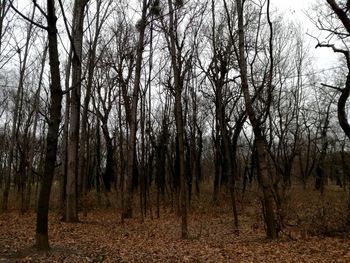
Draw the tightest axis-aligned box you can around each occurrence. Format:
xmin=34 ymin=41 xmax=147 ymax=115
xmin=167 ymin=0 xmax=188 ymax=239
xmin=123 ymin=0 xmax=148 ymax=219
xmin=60 ymin=54 xmax=72 ymax=220
xmin=35 ymin=0 xmax=63 ymax=250
xmin=236 ymin=0 xmax=277 ymax=239
xmin=254 ymin=136 xmax=277 ymax=239
xmin=213 ymin=127 xmax=221 ymax=203
xmin=101 ymin=121 xmax=114 ymax=192
xmin=324 ymin=0 xmax=350 ymax=226
xmin=66 ymin=0 xmax=87 ymax=222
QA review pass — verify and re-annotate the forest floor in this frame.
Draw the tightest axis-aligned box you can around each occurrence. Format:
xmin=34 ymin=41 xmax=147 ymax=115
xmin=1 ymin=185 xmax=350 ymax=262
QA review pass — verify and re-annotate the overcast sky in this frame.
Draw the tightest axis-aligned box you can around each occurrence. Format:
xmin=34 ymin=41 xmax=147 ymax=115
xmin=273 ymin=0 xmax=340 ymax=73
xmin=275 ymin=0 xmax=315 ymax=13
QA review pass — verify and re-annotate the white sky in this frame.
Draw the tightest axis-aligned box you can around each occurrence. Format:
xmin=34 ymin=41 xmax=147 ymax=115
xmin=274 ymin=0 xmax=315 ymax=13
xmin=273 ymin=0 xmax=340 ymax=74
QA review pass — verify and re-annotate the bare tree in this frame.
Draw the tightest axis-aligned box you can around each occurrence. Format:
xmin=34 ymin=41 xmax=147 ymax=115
xmin=92 ymin=56 xmax=118 ymax=198
xmin=0 ymin=0 xmax=15 ymax=69
xmin=316 ymin=0 xmax=350 ymax=223
xmin=158 ymin=0 xmax=206 ymax=238
xmin=23 ymin=43 xmax=48 ymax=213
xmin=79 ymin=0 xmax=113 ymax=216
xmin=65 ymin=0 xmax=88 ymax=222
xmin=234 ymin=0 xmax=277 ymax=239
xmin=123 ymin=0 xmax=150 ymax=219
xmin=12 ymin=0 xmax=64 ymax=250
xmin=2 ymin=3 xmax=36 ymax=211
xmin=316 ymin=0 xmax=350 ymax=142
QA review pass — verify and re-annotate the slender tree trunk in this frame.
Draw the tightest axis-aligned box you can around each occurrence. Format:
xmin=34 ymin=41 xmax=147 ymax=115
xmin=35 ymin=0 xmax=63 ymax=250
xmin=95 ymin=119 xmax=102 ymax=206
xmin=167 ymin=0 xmax=188 ymax=239
xmin=140 ymin=93 xmax=146 ymax=220
xmin=66 ymin=0 xmax=87 ymax=222
xmin=60 ymin=54 xmax=71 ymax=219
xmin=79 ymin=0 xmax=102 ymax=216
xmin=213 ymin=127 xmax=221 ymax=203
xmin=0 ymin=0 xmax=10 ymax=60
xmin=123 ymin=0 xmax=148 ymax=219
xmin=174 ymin=87 xmax=188 ymax=238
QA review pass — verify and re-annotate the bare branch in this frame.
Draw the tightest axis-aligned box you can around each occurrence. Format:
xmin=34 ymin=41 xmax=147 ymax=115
xmin=32 ymin=0 xmax=48 ymax=19
xmin=316 ymin=42 xmax=350 ymax=68
xmin=57 ymin=0 xmax=80 ymax=64
xmin=9 ymin=0 xmax=48 ymax=30
xmin=326 ymin=0 xmax=350 ymax=34
xmin=321 ymin=82 xmax=344 ymax=92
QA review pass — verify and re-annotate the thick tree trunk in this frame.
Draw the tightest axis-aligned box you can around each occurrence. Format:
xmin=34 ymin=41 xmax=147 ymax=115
xmin=35 ymin=0 xmax=63 ymax=250
xmin=254 ymin=136 xmax=277 ymax=239
xmin=338 ymin=73 xmax=350 ymax=139
xmin=338 ymin=72 xmax=350 ymax=223
xmin=324 ymin=0 xmax=350 ymax=227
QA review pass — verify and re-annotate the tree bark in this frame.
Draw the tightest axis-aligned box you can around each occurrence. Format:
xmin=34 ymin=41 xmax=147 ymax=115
xmin=66 ymin=0 xmax=87 ymax=222
xmin=167 ymin=0 xmax=188 ymax=239
xmin=236 ymin=0 xmax=277 ymax=239
xmin=123 ymin=0 xmax=148 ymax=219
xmin=35 ymin=0 xmax=63 ymax=250
xmin=325 ymin=0 xmax=350 ymax=225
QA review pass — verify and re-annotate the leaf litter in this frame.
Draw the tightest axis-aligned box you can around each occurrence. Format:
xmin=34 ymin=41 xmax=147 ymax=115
xmin=1 ymin=208 xmax=350 ymax=263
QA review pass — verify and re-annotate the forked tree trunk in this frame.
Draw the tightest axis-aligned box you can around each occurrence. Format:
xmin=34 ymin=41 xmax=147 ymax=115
xmin=236 ymin=0 xmax=277 ymax=239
